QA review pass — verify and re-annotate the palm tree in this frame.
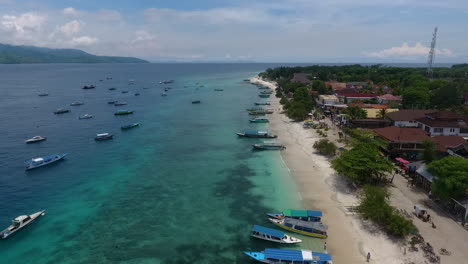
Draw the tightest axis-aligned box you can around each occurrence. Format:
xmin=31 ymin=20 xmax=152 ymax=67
xmin=377 ymin=108 xmax=388 ymax=119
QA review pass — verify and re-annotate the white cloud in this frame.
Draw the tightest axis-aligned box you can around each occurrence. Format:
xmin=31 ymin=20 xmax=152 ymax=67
xmin=70 ymin=36 xmax=98 ymax=46
xmin=63 ymin=7 xmax=79 ymax=16
xmin=1 ymin=12 xmax=46 ymax=37
xmin=363 ymin=42 xmax=454 ymax=58
xmin=133 ymin=30 xmax=155 ymax=42
xmin=96 ymin=10 xmax=122 ymax=22
xmin=58 ymin=20 xmax=83 ymax=36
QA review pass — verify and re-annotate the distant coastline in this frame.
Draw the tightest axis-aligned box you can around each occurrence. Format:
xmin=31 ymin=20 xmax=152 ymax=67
xmin=0 ymin=43 xmax=148 ymax=64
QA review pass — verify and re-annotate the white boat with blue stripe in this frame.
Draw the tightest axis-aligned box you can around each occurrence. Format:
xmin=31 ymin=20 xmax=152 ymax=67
xmin=24 ymin=153 xmax=67 ymax=170
xmin=244 ymin=248 xmax=332 ymax=264
xmin=251 ymin=225 xmax=302 ymax=244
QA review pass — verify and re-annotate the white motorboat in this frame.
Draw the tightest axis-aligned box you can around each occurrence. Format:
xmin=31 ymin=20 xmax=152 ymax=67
xmin=0 ymin=210 xmax=45 ymax=239
xmin=251 ymin=225 xmax=302 ymax=244
xmin=25 ymin=136 xmax=47 ymax=144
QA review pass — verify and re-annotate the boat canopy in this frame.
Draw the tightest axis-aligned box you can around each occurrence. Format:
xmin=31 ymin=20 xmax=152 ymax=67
xmin=32 ymin=158 xmax=44 ymax=162
xmin=245 ymin=130 xmax=267 ymax=135
xmin=97 ymin=133 xmax=109 ymax=137
xmin=284 ymin=218 xmax=328 ymax=231
xmin=264 ymin=248 xmax=332 ymax=262
xmin=283 ymin=209 xmax=322 ymax=218
xmin=14 ymin=215 xmax=28 ymax=222
xmin=252 ymin=225 xmax=285 ymax=238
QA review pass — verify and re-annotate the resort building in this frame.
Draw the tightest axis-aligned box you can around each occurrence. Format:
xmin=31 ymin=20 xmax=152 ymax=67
xmin=318 ymin=95 xmax=339 ymax=106
xmin=347 ymin=103 xmax=399 ymax=119
xmin=416 ymin=111 xmax=468 ymax=137
xmin=291 ymin=73 xmax=313 ymax=84
xmin=373 ymin=126 xmax=430 ymax=157
xmin=377 ymin=94 xmax=402 ymax=105
xmin=387 ymin=110 xmax=437 ymax=128
xmin=336 ymin=92 xmax=379 ymax=103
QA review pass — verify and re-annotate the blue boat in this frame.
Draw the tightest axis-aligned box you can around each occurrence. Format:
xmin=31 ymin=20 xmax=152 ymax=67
xmin=236 ymin=130 xmax=277 ymax=138
xmin=267 ymin=209 xmax=322 ymax=222
xmin=244 ymin=248 xmax=332 ymax=264
xmin=251 ymin=225 xmax=301 ymax=244
xmin=24 ymin=153 xmax=67 ymax=170
xmin=121 ymin=123 xmax=140 ymax=130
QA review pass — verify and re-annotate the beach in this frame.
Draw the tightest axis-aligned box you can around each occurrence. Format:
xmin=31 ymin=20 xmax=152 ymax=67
xmin=249 ymin=76 xmax=449 ymax=264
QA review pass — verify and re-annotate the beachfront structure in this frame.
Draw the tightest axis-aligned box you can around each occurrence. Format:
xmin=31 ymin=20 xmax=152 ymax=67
xmin=387 ymin=110 xmax=437 ymax=128
xmin=244 ymin=248 xmax=332 ymax=264
xmin=291 ymin=73 xmax=313 ymax=84
xmin=318 ymin=95 xmax=339 ymax=106
xmin=416 ymin=111 xmax=468 ymax=137
xmin=346 ymin=103 xmax=398 ymax=119
xmin=377 ymin=94 xmax=402 ymax=105
xmin=336 ymin=92 xmax=379 ymax=103
xmin=373 ymin=126 xmax=430 ymax=157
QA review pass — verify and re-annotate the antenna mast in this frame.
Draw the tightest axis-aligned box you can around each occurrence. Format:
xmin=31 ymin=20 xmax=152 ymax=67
xmin=427 ymin=27 xmax=438 ymax=79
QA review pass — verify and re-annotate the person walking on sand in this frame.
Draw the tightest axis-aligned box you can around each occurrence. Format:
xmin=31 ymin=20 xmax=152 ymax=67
xmin=323 ymin=242 xmax=327 ymax=251
xmin=367 ymin=252 xmax=371 ymax=262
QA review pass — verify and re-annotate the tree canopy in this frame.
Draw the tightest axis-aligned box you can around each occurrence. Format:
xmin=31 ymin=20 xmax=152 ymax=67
xmin=342 ymin=106 xmax=367 ymax=120
xmin=428 ymin=156 xmax=468 ymax=200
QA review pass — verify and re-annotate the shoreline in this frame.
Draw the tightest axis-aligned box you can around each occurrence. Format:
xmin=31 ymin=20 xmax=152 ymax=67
xmin=249 ymin=76 xmax=417 ymax=264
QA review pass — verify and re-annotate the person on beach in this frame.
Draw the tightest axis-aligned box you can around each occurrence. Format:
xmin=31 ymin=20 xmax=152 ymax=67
xmin=323 ymin=242 xmax=327 ymax=251
xmin=367 ymin=252 xmax=371 ymax=262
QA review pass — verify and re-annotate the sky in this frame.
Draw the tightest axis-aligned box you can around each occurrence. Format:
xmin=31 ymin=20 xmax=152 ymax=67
xmin=0 ymin=0 xmax=467 ymax=63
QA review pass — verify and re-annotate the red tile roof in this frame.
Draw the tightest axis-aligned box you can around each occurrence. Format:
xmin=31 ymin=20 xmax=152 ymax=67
xmin=432 ymin=136 xmax=466 ymax=152
xmin=373 ymin=126 xmax=430 ymax=143
xmin=387 ymin=110 xmax=437 ymax=122
xmin=378 ymin=94 xmax=402 ymax=101
xmin=291 ymin=73 xmax=312 ymax=84
xmin=336 ymin=93 xmax=378 ymax=98
xmin=416 ymin=111 xmax=468 ymax=128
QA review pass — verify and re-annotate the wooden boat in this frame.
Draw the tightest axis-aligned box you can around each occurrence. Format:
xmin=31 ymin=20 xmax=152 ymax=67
xmin=214 ymin=88 xmax=224 ymax=91
xmin=134 ymin=92 xmax=140 ymax=96
xmin=248 ymin=112 xmax=266 ymax=116
xmin=255 ymin=102 xmax=271 ymax=105
xmin=108 ymin=101 xmax=116 ymax=104
xmin=114 ymin=110 xmax=134 ymax=115
xmin=25 ymin=154 xmax=67 ymax=170
xmin=252 ymin=141 xmax=286 ymax=150
xmin=70 ymin=101 xmax=84 ymax=106
xmin=54 ymin=108 xmax=70 ymax=114
xmin=267 ymin=209 xmax=322 ymax=222
xmin=192 ymin=100 xmax=201 ymax=104
xmin=251 ymin=225 xmax=301 ymax=244
xmin=25 ymin=136 xmax=47 ymax=144
xmin=249 ymin=118 xmax=269 ymax=123
xmin=244 ymin=248 xmax=332 ymax=264
xmin=246 ymin=107 xmax=264 ymax=111
xmin=121 ymin=91 xmax=129 ymax=94
xmin=236 ymin=131 xmax=277 ymax=138
xmin=121 ymin=123 xmax=140 ymax=130
xmin=0 ymin=210 xmax=46 ymax=239
xmin=82 ymin=85 xmax=96 ymax=89
xmin=259 ymin=94 xmax=271 ymax=98
xmin=258 ymin=86 xmax=271 ymax=90
xmin=108 ymin=87 xmax=117 ymax=91
xmin=260 ymin=90 xmax=273 ymax=94
xmin=95 ymin=133 xmax=113 ymax=141
xmin=78 ymin=114 xmax=93 ymax=120
xmin=114 ymin=102 xmax=127 ymax=106
xmin=268 ymin=218 xmax=328 ymax=238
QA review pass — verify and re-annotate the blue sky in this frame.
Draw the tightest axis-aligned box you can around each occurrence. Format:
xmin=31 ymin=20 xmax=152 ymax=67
xmin=0 ymin=0 xmax=467 ymax=62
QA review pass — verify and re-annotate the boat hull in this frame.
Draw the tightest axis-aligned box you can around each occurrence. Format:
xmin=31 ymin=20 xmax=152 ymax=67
xmin=25 ymin=154 xmax=67 ymax=170
xmin=269 ymin=219 xmax=327 ymax=238
xmin=0 ymin=211 xmax=45 ymax=239
xmin=252 ymin=145 xmax=285 ymax=150
xmin=25 ymin=138 xmax=47 ymax=144
xmin=95 ymin=135 xmax=113 ymax=141
xmin=236 ymin=133 xmax=277 ymax=138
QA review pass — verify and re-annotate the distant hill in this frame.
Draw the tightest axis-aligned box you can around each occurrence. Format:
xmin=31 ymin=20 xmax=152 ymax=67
xmin=0 ymin=44 xmax=148 ymax=64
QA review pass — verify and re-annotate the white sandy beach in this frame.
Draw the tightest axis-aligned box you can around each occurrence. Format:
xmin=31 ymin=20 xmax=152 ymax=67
xmin=248 ymin=76 xmax=468 ymax=264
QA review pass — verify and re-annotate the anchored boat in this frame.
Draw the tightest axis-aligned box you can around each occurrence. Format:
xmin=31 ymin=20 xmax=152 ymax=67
xmin=78 ymin=114 xmax=93 ymax=120
xmin=236 ymin=131 xmax=277 ymax=138
xmin=269 ymin=217 xmax=328 ymax=238
xmin=0 ymin=210 xmax=46 ymax=239
xmin=95 ymin=133 xmax=113 ymax=141
xmin=214 ymin=88 xmax=224 ymax=91
xmin=121 ymin=123 xmax=140 ymax=130
xmin=38 ymin=93 xmax=49 ymax=96
xmin=70 ymin=101 xmax=84 ymax=106
xmin=54 ymin=108 xmax=70 ymax=114
xmin=267 ymin=209 xmax=322 ymax=222
xmin=82 ymin=85 xmax=96 ymax=89
xmin=255 ymin=102 xmax=271 ymax=105
xmin=25 ymin=153 xmax=67 ymax=170
xmin=114 ymin=110 xmax=134 ymax=115
xmin=259 ymin=94 xmax=271 ymax=98
xmin=252 ymin=141 xmax=285 ymax=150
xmin=244 ymin=248 xmax=332 ymax=264
xmin=192 ymin=100 xmax=201 ymax=104
xmin=24 ymin=136 xmax=47 ymax=144
xmin=251 ymin=225 xmax=301 ymax=244
xmin=249 ymin=117 xmax=269 ymax=123
xmin=114 ymin=101 xmax=128 ymax=106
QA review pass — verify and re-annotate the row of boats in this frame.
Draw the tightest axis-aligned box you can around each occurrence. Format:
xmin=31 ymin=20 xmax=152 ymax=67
xmin=245 ymin=209 xmax=332 ymax=263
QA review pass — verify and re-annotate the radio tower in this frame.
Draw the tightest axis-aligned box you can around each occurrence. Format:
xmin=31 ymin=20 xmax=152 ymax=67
xmin=426 ymin=27 xmax=438 ymax=79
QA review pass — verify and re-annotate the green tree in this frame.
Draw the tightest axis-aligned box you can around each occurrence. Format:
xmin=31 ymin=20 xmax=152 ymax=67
xmin=279 ymin=97 xmax=288 ymax=105
xmin=342 ymin=106 xmax=367 ymax=120
xmin=402 ymin=87 xmax=430 ymax=109
xmin=422 ymin=140 xmax=436 ymax=164
xmin=332 ymin=143 xmax=393 ymax=184
xmin=313 ymin=139 xmax=337 ymax=156
xmin=428 ymin=156 xmax=468 ymax=200
xmin=377 ymin=108 xmax=388 ymax=119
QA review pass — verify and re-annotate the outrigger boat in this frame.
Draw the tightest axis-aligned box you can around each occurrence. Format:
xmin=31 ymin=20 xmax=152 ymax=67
xmin=114 ymin=101 xmax=127 ymax=106
xmin=54 ymin=108 xmax=70 ymax=114
xmin=25 ymin=136 xmax=47 ymax=144
xmin=114 ymin=110 xmax=134 ymax=115
xmin=260 ymin=90 xmax=273 ymax=94
xmin=121 ymin=123 xmax=140 ymax=130
xmin=214 ymin=88 xmax=224 ymax=91
xmin=249 ymin=117 xmax=269 ymax=123
xmin=267 ymin=209 xmax=322 ymax=222
xmin=244 ymin=248 xmax=332 ymax=264
xmin=236 ymin=131 xmax=277 ymax=138
xmin=192 ymin=100 xmax=201 ymax=104
xmin=95 ymin=133 xmax=113 ymax=141
xmin=259 ymin=94 xmax=271 ymax=98
xmin=251 ymin=225 xmax=301 ymax=244
xmin=0 ymin=210 xmax=46 ymax=239
xmin=252 ymin=141 xmax=286 ymax=150
xmin=78 ymin=114 xmax=93 ymax=119
xmin=25 ymin=153 xmax=67 ymax=170
xmin=269 ymin=218 xmax=328 ymax=238
xmin=70 ymin=101 xmax=84 ymax=106
xmin=258 ymin=86 xmax=271 ymax=90
xmin=82 ymin=85 xmax=96 ymax=89
xmin=255 ymin=102 xmax=271 ymax=105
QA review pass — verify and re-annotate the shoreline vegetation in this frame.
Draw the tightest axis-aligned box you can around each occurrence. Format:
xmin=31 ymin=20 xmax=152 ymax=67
xmin=249 ymin=70 xmax=468 ymax=263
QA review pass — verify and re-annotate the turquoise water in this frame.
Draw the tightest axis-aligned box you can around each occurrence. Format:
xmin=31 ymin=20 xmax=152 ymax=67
xmin=0 ymin=63 xmax=320 ymax=263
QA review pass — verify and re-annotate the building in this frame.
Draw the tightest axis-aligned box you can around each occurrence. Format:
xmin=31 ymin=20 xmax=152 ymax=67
xmin=387 ymin=110 xmax=437 ymax=128
xmin=373 ymin=126 xmax=430 ymax=157
xmin=351 ymin=119 xmax=392 ymax=128
xmin=377 ymin=94 xmax=402 ymax=105
xmin=416 ymin=111 xmax=468 ymax=137
xmin=415 ymin=164 xmax=434 ymax=193
xmin=318 ymin=95 xmax=339 ymax=106
xmin=336 ymin=93 xmax=379 ymax=103
xmin=291 ymin=73 xmax=313 ymax=84
xmin=347 ymin=103 xmax=399 ymax=118
xmin=346 ymin=81 xmax=372 ymax=89
xmin=325 ymin=81 xmax=346 ymax=91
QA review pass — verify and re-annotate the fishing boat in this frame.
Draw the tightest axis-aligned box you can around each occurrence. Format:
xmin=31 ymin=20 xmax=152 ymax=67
xmin=259 ymin=94 xmax=271 ymax=98
xmin=38 ymin=93 xmax=49 ymax=96
xmin=268 ymin=218 xmax=328 ymax=238
xmin=25 ymin=153 xmax=67 ymax=170
xmin=121 ymin=91 xmax=129 ymax=94
xmin=249 ymin=110 xmax=273 ymax=115
xmin=258 ymin=86 xmax=271 ymax=90
xmin=267 ymin=209 xmax=322 ymax=222
xmin=252 ymin=141 xmax=286 ymax=150
xmin=134 ymin=92 xmax=140 ymax=96
xmin=248 ymin=112 xmax=266 ymax=116
xmin=214 ymin=88 xmax=224 ymax=91
xmin=0 ymin=210 xmax=46 ymax=239
xmin=121 ymin=123 xmax=140 ymax=130
xmin=255 ymin=102 xmax=271 ymax=105
xmin=246 ymin=107 xmax=264 ymax=111
xmin=108 ymin=101 xmax=116 ymax=104
xmin=251 ymin=225 xmax=302 ymax=244
xmin=54 ymin=108 xmax=70 ymax=114
xmin=249 ymin=117 xmax=269 ymax=123
xmin=82 ymin=85 xmax=96 ymax=89
xmin=114 ymin=102 xmax=128 ymax=106
xmin=260 ymin=90 xmax=273 ymax=94
xmin=108 ymin=87 xmax=117 ymax=91
xmin=95 ymin=133 xmax=113 ymax=141
xmin=192 ymin=100 xmax=201 ymax=104
xmin=114 ymin=110 xmax=134 ymax=115
xmin=78 ymin=114 xmax=93 ymax=119
xmin=25 ymin=136 xmax=47 ymax=144
xmin=70 ymin=101 xmax=84 ymax=106
xmin=236 ymin=131 xmax=277 ymax=138
xmin=244 ymin=248 xmax=332 ymax=264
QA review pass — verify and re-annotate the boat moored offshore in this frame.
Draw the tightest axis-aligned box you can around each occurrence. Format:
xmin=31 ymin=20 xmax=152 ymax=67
xmin=82 ymin=85 xmax=96 ymax=89
xmin=252 ymin=141 xmax=286 ymax=150
xmin=251 ymin=225 xmax=301 ymax=244
xmin=114 ymin=101 xmax=128 ymax=106
xmin=244 ymin=248 xmax=332 ymax=264
xmin=121 ymin=123 xmax=140 ymax=130
xmin=255 ymin=102 xmax=271 ymax=105
xmin=24 ymin=136 xmax=47 ymax=144
xmin=114 ymin=110 xmax=134 ymax=115
xmin=249 ymin=117 xmax=269 ymax=123
xmin=269 ymin=217 xmax=328 ymax=238
xmin=70 ymin=101 xmax=84 ymax=106
xmin=25 ymin=153 xmax=67 ymax=170
xmin=236 ymin=131 xmax=277 ymax=138
xmin=267 ymin=209 xmax=322 ymax=222
xmin=54 ymin=108 xmax=70 ymax=114
xmin=0 ymin=210 xmax=46 ymax=239
xmin=259 ymin=94 xmax=271 ymax=98
xmin=95 ymin=133 xmax=113 ymax=141
xmin=78 ymin=114 xmax=93 ymax=119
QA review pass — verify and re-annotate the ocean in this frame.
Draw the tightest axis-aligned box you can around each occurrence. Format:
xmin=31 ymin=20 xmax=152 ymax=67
xmin=0 ymin=63 xmax=322 ymax=263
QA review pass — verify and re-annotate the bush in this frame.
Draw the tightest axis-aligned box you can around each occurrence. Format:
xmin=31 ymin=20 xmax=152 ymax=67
xmin=279 ymin=97 xmax=288 ymax=105
xmin=313 ymin=139 xmax=337 ymax=156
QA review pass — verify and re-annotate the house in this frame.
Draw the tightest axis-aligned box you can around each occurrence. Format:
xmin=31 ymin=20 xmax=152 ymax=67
xmin=318 ymin=95 xmax=339 ymax=106
xmin=432 ymin=136 xmax=466 ymax=152
xmin=387 ymin=110 xmax=437 ymax=128
xmin=347 ymin=103 xmax=399 ymax=118
xmin=416 ymin=111 xmax=468 ymax=136
xmin=373 ymin=126 xmax=430 ymax=157
xmin=346 ymin=81 xmax=372 ymax=89
xmin=377 ymin=94 xmax=402 ymax=105
xmin=291 ymin=73 xmax=313 ymax=84
xmin=325 ymin=81 xmax=346 ymax=91
xmin=336 ymin=92 xmax=379 ymax=103
xmin=415 ymin=164 xmax=435 ymax=193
